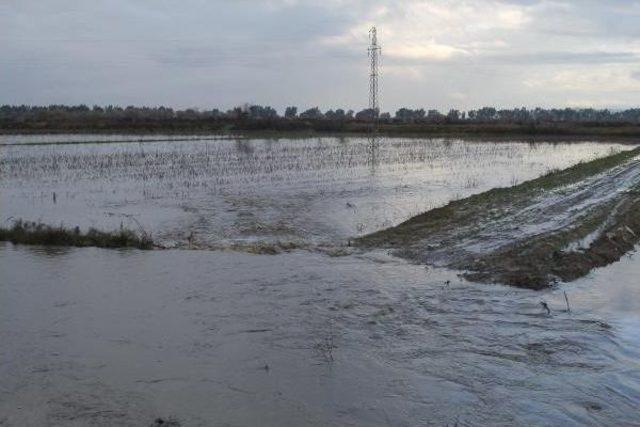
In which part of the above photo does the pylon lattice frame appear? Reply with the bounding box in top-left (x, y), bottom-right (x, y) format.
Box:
top-left (368, 27), bottom-right (381, 114)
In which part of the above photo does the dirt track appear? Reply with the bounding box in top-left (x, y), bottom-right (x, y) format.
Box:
top-left (357, 148), bottom-right (640, 289)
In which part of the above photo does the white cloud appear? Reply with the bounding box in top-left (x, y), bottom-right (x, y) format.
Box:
top-left (386, 42), bottom-right (468, 61)
top-left (3, 0), bottom-right (640, 110)
top-left (524, 66), bottom-right (640, 92)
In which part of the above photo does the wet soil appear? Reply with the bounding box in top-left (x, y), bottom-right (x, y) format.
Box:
top-left (357, 148), bottom-right (640, 289)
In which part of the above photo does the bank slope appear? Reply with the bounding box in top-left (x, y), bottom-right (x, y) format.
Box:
top-left (357, 147), bottom-right (640, 289)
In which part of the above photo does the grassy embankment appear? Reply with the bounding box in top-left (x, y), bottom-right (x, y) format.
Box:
top-left (357, 147), bottom-right (640, 289)
top-left (0, 220), bottom-right (154, 250)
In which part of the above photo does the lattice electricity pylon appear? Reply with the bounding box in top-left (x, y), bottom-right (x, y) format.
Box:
top-left (368, 26), bottom-right (381, 115)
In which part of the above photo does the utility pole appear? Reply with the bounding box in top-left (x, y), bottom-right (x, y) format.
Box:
top-left (368, 26), bottom-right (381, 116)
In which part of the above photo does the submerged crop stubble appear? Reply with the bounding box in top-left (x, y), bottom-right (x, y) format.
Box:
top-left (1, 135), bottom-right (640, 426)
top-left (0, 136), bottom-right (630, 251)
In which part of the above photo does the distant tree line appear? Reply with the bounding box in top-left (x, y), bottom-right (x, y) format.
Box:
top-left (3, 104), bottom-right (640, 133)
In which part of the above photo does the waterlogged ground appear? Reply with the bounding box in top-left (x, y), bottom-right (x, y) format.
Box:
top-left (358, 148), bottom-right (640, 288)
top-left (0, 135), bottom-right (630, 249)
top-left (1, 135), bottom-right (639, 425)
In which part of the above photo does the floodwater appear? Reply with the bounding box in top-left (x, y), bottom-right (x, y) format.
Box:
top-left (1, 136), bottom-right (639, 426)
top-left (0, 135), bottom-right (631, 247)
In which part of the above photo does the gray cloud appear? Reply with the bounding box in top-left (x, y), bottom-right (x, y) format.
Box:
top-left (2, 0), bottom-right (640, 111)
top-left (484, 51), bottom-right (640, 65)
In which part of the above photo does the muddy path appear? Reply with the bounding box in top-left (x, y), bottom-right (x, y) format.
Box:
top-left (357, 148), bottom-right (640, 289)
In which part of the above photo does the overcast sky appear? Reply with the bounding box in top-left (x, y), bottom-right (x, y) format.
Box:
top-left (3, 0), bottom-right (640, 112)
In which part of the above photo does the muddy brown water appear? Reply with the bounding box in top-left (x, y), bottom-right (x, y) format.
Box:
top-left (1, 136), bottom-right (639, 425)
top-left (1, 244), bottom-right (639, 426)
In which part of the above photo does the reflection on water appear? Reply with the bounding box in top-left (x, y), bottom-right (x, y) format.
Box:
top-left (0, 244), bottom-right (638, 425)
top-left (23, 244), bottom-right (73, 258)
top-left (367, 135), bottom-right (379, 175)
top-left (1, 135), bottom-right (639, 425)
top-left (235, 139), bottom-right (255, 156)
top-left (0, 136), bottom-right (630, 249)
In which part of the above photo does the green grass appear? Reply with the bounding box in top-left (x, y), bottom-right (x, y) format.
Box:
top-left (357, 147), bottom-right (640, 247)
top-left (355, 146), bottom-right (640, 288)
top-left (0, 220), bottom-right (154, 250)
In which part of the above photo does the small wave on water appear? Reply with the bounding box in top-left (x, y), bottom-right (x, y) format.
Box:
top-left (1, 243), bottom-right (638, 425)
top-left (1, 137), bottom-right (638, 425)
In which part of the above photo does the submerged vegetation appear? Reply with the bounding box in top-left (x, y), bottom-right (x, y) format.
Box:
top-left (358, 148), bottom-right (640, 247)
top-left (2, 134), bottom-right (636, 269)
top-left (0, 220), bottom-right (154, 249)
top-left (357, 147), bottom-right (640, 289)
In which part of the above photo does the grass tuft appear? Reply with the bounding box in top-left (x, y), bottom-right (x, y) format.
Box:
top-left (0, 220), bottom-right (154, 250)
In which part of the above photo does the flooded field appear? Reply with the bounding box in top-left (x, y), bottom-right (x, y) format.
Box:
top-left (1, 135), bottom-right (639, 425)
top-left (0, 135), bottom-right (631, 248)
